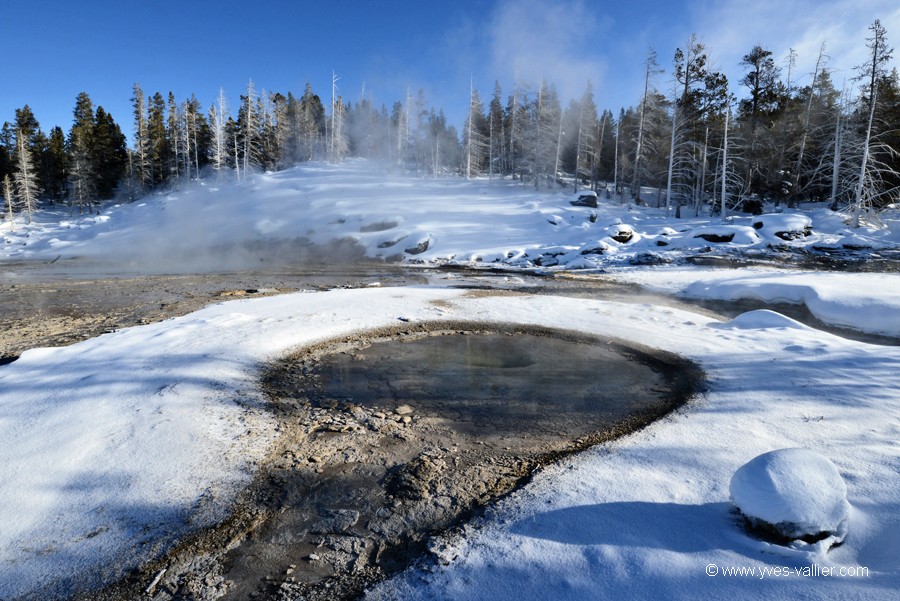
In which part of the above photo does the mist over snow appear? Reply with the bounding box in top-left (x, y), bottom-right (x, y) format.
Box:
top-left (3, 160), bottom-right (900, 277)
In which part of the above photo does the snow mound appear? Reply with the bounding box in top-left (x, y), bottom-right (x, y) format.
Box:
top-left (716, 309), bottom-right (808, 330)
top-left (730, 448), bottom-right (850, 547)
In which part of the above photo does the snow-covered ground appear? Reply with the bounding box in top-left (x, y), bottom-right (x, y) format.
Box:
top-left (3, 160), bottom-right (900, 271)
top-left (615, 268), bottom-right (900, 338)
top-left (1, 162), bottom-right (898, 599)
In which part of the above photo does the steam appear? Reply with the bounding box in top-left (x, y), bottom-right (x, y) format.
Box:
top-left (63, 170), bottom-right (371, 276)
top-left (488, 0), bottom-right (612, 102)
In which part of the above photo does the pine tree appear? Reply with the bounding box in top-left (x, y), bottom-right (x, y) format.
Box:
top-left (668, 35), bottom-right (726, 216)
top-left (92, 107), bottom-right (127, 199)
top-left (391, 100), bottom-right (407, 167)
top-left (785, 43), bottom-right (830, 205)
top-left (299, 83), bottom-right (325, 162)
top-left (258, 90), bottom-right (279, 170)
top-left (533, 81), bottom-right (562, 189)
top-left (739, 45), bottom-right (785, 195)
top-left (0, 124), bottom-right (13, 185)
top-left (43, 127), bottom-right (68, 202)
top-left (147, 92), bottom-right (169, 185)
top-left (68, 92), bottom-right (96, 212)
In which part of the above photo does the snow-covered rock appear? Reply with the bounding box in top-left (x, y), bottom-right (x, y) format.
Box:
top-left (751, 213), bottom-right (813, 240)
top-left (690, 225), bottom-right (761, 244)
top-left (730, 448), bottom-right (850, 546)
top-left (570, 190), bottom-right (598, 208)
top-left (607, 223), bottom-right (635, 243)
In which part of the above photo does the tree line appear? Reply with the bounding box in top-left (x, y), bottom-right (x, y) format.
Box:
top-left (2, 20), bottom-right (898, 227)
top-left (460, 21), bottom-right (899, 222)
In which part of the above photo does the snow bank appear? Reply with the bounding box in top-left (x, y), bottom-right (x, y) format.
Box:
top-left (616, 268), bottom-right (900, 337)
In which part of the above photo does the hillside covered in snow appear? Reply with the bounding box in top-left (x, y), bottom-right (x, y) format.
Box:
top-left (4, 161), bottom-right (900, 273)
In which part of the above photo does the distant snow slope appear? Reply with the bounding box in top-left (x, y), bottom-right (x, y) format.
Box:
top-left (3, 161), bottom-right (899, 272)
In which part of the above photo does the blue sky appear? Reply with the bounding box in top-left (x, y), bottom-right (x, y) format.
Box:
top-left (2, 0), bottom-right (897, 141)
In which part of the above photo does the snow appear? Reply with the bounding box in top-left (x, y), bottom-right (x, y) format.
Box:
top-left (1, 162), bottom-right (899, 599)
top-left (3, 160), bottom-right (899, 272)
top-left (362, 293), bottom-right (899, 601)
top-left (617, 268), bottom-right (900, 337)
top-left (730, 448), bottom-right (851, 547)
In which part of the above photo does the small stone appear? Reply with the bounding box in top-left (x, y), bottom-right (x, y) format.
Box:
top-left (308, 553), bottom-right (320, 561)
top-left (395, 404), bottom-right (414, 416)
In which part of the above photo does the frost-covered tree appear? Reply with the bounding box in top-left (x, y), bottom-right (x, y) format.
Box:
top-left (327, 74), bottom-right (351, 164)
top-left (574, 83), bottom-right (598, 192)
top-left (208, 88), bottom-right (228, 176)
top-left (3, 174), bottom-right (15, 230)
top-left (782, 44), bottom-right (831, 204)
top-left (131, 83), bottom-right (151, 190)
top-left (667, 35), bottom-right (712, 215)
top-left (390, 100), bottom-right (408, 167)
top-left (632, 48), bottom-right (664, 202)
top-left (179, 95), bottom-right (205, 179)
top-left (239, 79), bottom-right (262, 175)
top-left (533, 81), bottom-right (562, 189)
top-left (850, 19), bottom-right (897, 227)
top-left (14, 130), bottom-right (39, 223)
top-left (463, 81), bottom-right (487, 179)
